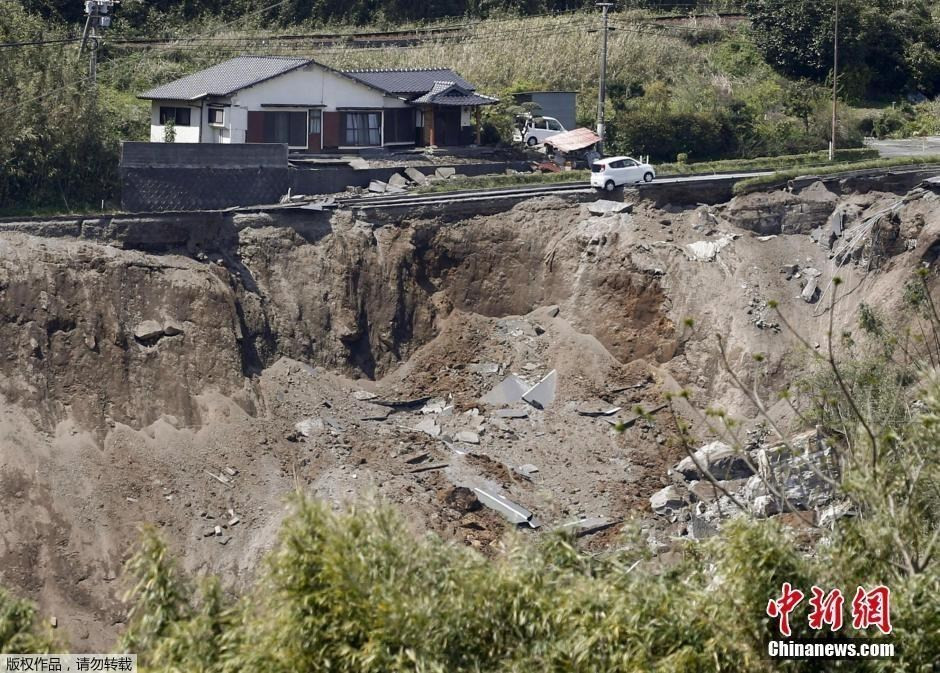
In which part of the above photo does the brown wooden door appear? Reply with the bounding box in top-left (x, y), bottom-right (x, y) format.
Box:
top-left (247, 111), bottom-right (263, 143)
top-left (433, 108), bottom-right (461, 146)
top-left (322, 112), bottom-right (340, 149)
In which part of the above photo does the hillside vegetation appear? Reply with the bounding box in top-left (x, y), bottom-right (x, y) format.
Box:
top-left (1, 0), bottom-right (938, 211)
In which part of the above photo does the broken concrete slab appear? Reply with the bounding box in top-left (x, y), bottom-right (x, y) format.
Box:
top-left (481, 374), bottom-right (530, 406)
top-left (588, 200), bottom-right (632, 216)
top-left (495, 408), bottom-right (529, 419)
top-left (473, 487), bottom-right (539, 528)
top-left (352, 390), bottom-right (378, 401)
top-left (368, 180), bottom-right (387, 193)
top-left (348, 158), bottom-right (370, 170)
top-left (413, 416), bottom-right (441, 438)
top-left (469, 362), bottom-right (501, 375)
top-left (674, 441), bottom-right (754, 481)
top-left (404, 167), bottom-right (428, 185)
top-left (522, 370), bottom-right (557, 410)
top-left (371, 396), bottom-right (432, 410)
top-left (410, 463), bottom-right (448, 473)
top-left (420, 398), bottom-right (447, 414)
top-left (801, 277), bottom-right (819, 303)
top-left (575, 404), bottom-right (622, 417)
top-left (388, 173), bottom-right (409, 188)
top-left (555, 516), bottom-right (620, 537)
top-left (685, 235), bottom-right (733, 262)
top-left (163, 320), bottom-right (184, 336)
top-left (134, 320), bottom-right (164, 341)
top-left (650, 485), bottom-right (687, 515)
top-left (516, 463), bottom-right (539, 478)
top-left (455, 430), bottom-right (480, 444)
top-left (435, 166), bottom-right (456, 179)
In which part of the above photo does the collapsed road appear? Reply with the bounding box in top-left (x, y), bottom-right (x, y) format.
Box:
top-left (0, 165), bottom-right (938, 649)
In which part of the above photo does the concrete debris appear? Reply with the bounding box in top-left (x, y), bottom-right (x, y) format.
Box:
top-left (576, 404), bottom-right (622, 417)
top-left (803, 267), bottom-right (822, 278)
top-left (294, 417), bottom-right (325, 437)
top-left (469, 362), bottom-right (501, 375)
top-left (522, 370), bottom-right (557, 410)
top-left (685, 235), bottom-right (733, 262)
top-left (435, 167), bottom-right (457, 179)
top-left (371, 396), bottom-right (432, 410)
top-left (360, 408), bottom-right (392, 421)
top-left (420, 398), bottom-right (447, 414)
top-left (555, 516), bottom-right (620, 537)
top-left (473, 487), bottom-right (539, 528)
top-left (388, 173), bottom-right (409, 188)
top-left (757, 235), bottom-right (777, 241)
top-left (214, 525), bottom-right (222, 536)
top-left (404, 167), bottom-right (428, 185)
top-left (455, 430), bottom-right (480, 444)
top-left (368, 180), bottom-right (387, 193)
top-left (205, 470), bottom-right (232, 486)
top-left (482, 374), bottom-right (531, 406)
top-left (413, 416), bottom-right (441, 437)
top-left (818, 500), bottom-right (855, 528)
top-left (674, 441), bottom-right (754, 481)
top-left (163, 320), bottom-right (184, 336)
top-left (223, 467), bottom-right (237, 476)
top-left (352, 390), bottom-right (378, 401)
top-left (410, 463), bottom-right (448, 473)
top-left (801, 277), bottom-right (819, 303)
top-left (515, 463), bottom-right (539, 478)
top-left (545, 305), bottom-right (560, 318)
top-left (688, 514), bottom-right (718, 540)
top-left (227, 516), bottom-right (240, 527)
top-left (495, 408), bottom-right (529, 419)
top-left (588, 200), bottom-right (632, 216)
top-left (134, 320), bottom-right (164, 341)
top-left (650, 485), bottom-right (687, 515)
top-left (348, 158), bottom-right (370, 170)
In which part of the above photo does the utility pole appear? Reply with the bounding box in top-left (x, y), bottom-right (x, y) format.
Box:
top-left (829, 0), bottom-right (839, 160)
top-left (80, 0), bottom-right (117, 85)
top-left (596, 2), bottom-right (614, 153)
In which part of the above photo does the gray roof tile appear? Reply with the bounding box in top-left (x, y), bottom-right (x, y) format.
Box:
top-left (412, 81), bottom-right (498, 106)
top-left (342, 68), bottom-right (475, 95)
top-left (139, 56), bottom-right (312, 101)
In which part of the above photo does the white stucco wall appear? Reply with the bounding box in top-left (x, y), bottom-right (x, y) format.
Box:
top-left (149, 101), bottom-right (201, 143)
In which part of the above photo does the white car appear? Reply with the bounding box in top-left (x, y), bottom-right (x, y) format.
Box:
top-left (522, 116), bottom-right (567, 146)
top-left (590, 156), bottom-right (656, 191)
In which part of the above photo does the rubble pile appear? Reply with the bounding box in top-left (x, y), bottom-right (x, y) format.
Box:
top-left (647, 430), bottom-right (849, 549)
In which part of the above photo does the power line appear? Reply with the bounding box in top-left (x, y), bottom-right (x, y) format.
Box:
top-left (0, 36), bottom-right (81, 49)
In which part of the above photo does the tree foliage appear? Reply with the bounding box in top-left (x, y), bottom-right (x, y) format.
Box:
top-left (745, 0), bottom-right (940, 97)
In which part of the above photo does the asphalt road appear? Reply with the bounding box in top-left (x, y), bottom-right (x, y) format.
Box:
top-left (866, 136), bottom-right (940, 158)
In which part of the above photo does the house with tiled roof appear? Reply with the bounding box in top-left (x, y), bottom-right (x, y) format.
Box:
top-left (139, 56), bottom-right (498, 151)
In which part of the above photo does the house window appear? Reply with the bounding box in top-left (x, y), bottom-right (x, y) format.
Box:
top-left (262, 111), bottom-right (308, 147)
top-left (208, 107), bottom-right (224, 126)
top-left (309, 109), bottom-right (321, 134)
top-left (343, 111), bottom-right (381, 146)
top-left (159, 107), bottom-right (191, 126)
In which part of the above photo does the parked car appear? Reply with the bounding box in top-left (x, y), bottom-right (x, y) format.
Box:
top-left (590, 156), bottom-right (656, 191)
top-left (522, 116), bottom-right (567, 146)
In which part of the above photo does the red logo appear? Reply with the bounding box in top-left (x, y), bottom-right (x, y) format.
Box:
top-left (767, 582), bottom-right (805, 637)
top-left (808, 586), bottom-right (844, 631)
top-left (851, 586), bottom-right (893, 635)
top-left (767, 584), bottom-right (892, 635)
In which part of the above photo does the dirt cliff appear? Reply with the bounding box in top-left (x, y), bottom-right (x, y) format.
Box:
top-left (0, 175), bottom-right (938, 648)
